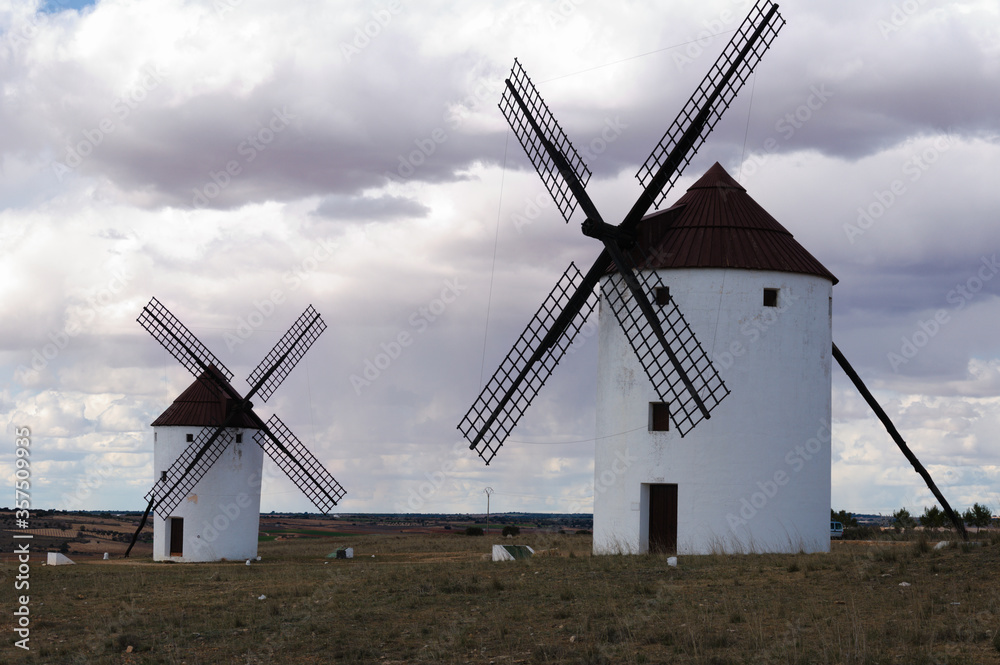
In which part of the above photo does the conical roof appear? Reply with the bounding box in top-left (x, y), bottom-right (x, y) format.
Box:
top-left (626, 162), bottom-right (837, 283)
top-left (151, 366), bottom-right (258, 428)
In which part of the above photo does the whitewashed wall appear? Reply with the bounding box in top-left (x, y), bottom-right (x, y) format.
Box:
top-left (152, 426), bottom-right (263, 562)
top-left (593, 268), bottom-right (833, 555)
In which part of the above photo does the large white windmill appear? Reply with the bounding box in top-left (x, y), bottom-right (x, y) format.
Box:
top-left (459, 0), bottom-right (967, 555)
top-left (593, 161), bottom-right (837, 554)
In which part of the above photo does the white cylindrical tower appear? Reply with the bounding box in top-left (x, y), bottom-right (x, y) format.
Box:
top-left (151, 369), bottom-right (263, 562)
top-left (593, 163), bottom-right (836, 555)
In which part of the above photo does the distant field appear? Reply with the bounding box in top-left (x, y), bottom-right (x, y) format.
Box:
top-left (0, 512), bottom-right (154, 559)
top-left (1, 512), bottom-right (580, 561)
top-left (263, 529), bottom-right (359, 538)
top-left (3, 529), bottom-right (999, 664)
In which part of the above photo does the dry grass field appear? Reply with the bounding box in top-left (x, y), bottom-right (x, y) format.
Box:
top-left (3, 531), bottom-right (999, 665)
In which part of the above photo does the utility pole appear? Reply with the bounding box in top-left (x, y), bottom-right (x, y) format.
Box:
top-left (484, 487), bottom-right (494, 535)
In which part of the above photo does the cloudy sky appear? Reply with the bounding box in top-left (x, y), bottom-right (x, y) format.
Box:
top-left (3, 0), bottom-right (999, 519)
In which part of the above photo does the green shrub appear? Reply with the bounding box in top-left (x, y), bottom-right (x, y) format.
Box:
top-left (464, 526), bottom-right (484, 536)
top-left (893, 507), bottom-right (916, 528)
top-left (831, 509), bottom-right (858, 527)
top-left (919, 505), bottom-right (946, 528)
top-left (842, 525), bottom-right (878, 540)
top-left (501, 525), bottom-right (520, 537)
top-left (963, 503), bottom-right (993, 528)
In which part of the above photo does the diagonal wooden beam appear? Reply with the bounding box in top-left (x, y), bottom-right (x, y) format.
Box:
top-left (832, 343), bottom-right (968, 540)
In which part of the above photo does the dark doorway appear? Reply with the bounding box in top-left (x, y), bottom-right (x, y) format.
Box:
top-left (169, 518), bottom-right (184, 557)
top-left (648, 484), bottom-right (677, 553)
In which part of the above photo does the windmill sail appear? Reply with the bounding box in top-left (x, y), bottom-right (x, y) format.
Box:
top-left (601, 268), bottom-right (728, 435)
top-left (148, 427), bottom-right (234, 517)
top-left (634, 0), bottom-right (784, 213)
top-left (247, 305), bottom-right (327, 403)
top-left (500, 58), bottom-right (592, 223)
top-left (258, 415), bottom-right (346, 512)
top-left (459, 2), bottom-right (785, 463)
top-left (459, 262), bottom-right (596, 464)
top-left (138, 297), bottom-right (234, 381)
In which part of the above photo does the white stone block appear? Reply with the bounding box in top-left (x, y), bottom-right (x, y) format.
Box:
top-left (47, 552), bottom-right (75, 565)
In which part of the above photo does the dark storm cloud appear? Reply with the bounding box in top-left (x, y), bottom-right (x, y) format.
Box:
top-left (66, 70), bottom-right (498, 209)
top-left (833, 257), bottom-right (1000, 318)
top-left (312, 194), bottom-right (430, 221)
top-left (3, 11), bottom-right (509, 211)
top-left (547, 0), bottom-right (1000, 181)
top-left (12, 1), bottom-right (994, 215)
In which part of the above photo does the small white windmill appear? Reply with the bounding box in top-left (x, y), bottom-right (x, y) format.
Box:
top-left (125, 298), bottom-right (345, 562)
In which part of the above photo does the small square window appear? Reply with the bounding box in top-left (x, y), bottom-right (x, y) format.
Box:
top-left (763, 288), bottom-right (779, 307)
top-left (235, 433), bottom-right (243, 443)
top-left (649, 402), bottom-right (670, 432)
top-left (655, 286), bottom-right (670, 306)
top-left (185, 433), bottom-right (194, 443)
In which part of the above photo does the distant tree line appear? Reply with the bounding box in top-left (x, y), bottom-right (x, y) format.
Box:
top-left (833, 503), bottom-right (995, 532)
top-left (892, 503), bottom-right (993, 529)
top-left (830, 509), bottom-right (857, 527)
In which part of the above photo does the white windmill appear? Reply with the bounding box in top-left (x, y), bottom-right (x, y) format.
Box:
top-left (125, 298), bottom-right (345, 562)
top-left (459, 0), bottom-right (967, 555)
top-left (592, 162), bottom-right (836, 554)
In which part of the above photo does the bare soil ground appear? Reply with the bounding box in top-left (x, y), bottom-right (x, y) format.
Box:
top-left (3, 527), bottom-right (999, 664)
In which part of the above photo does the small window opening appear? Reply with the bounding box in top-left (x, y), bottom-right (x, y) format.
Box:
top-left (160, 470), bottom-right (167, 481)
top-left (655, 286), bottom-right (671, 306)
top-left (185, 433), bottom-right (194, 443)
top-left (763, 288), bottom-right (779, 307)
top-left (649, 402), bottom-right (670, 432)
top-left (235, 433), bottom-right (243, 443)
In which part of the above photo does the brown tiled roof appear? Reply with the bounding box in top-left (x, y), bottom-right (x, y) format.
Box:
top-left (621, 162), bottom-right (837, 284)
top-left (151, 366), bottom-right (258, 428)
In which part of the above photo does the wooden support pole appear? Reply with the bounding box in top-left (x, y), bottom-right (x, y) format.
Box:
top-left (832, 343), bottom-right (968, 540)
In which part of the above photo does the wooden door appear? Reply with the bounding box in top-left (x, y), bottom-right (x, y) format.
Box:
top-left (648, 484), bottom-right (677, 553)
top-left (169, 518), bottom-right (184, 556)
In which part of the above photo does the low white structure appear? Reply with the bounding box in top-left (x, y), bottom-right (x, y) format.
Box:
top-left (593, 163), bottom-right (836, 555)
top-left (47, 552), bottom-right (75, 565)
top-left (492, 544), bottom-right (534, 561)
top-left (151, 369), bottom-right (263, 562)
